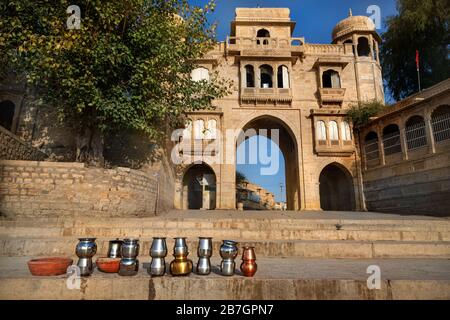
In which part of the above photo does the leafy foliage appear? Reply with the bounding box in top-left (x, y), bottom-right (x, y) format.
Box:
top-left (0, 0), bottom-right (231, 162)
top-left (346, 100), bottom-right (386, 127)
top-left (381, 0), bottom-right (450, 100)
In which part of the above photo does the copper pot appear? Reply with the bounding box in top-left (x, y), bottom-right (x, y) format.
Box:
top-left (240, 246), bottom-right (257, 277)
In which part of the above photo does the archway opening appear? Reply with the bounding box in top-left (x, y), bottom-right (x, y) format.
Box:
top-left (319, 163), bottom-right (355, 211)
top-left (357, 37), bottom-right (370, 57)
top-left (256, 29), bottom-right (270, 45)
top-left (0, 100), bottom-right (15, 131)
top-left (260, 65), bottom-right (273, 88)
top-left (182, 163), bottom-right (216, 210)
top-left (236, 116), bottom-right (300, 211)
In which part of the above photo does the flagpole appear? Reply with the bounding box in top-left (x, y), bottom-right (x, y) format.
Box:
top-left (417, 67), bottom-right (421, 92)
top-left (416, 50), bottom-right (421, 92)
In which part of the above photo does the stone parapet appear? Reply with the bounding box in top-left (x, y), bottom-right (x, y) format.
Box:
top-left (0, 160), bottom-right (159, 218)
top-left (0, 126), bottom-right (47, 161)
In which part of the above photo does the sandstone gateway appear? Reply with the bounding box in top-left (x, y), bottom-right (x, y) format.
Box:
top-left (1, 8), bottom-right (448, 217)
top-left (0, 7), bottom-right (449, 300)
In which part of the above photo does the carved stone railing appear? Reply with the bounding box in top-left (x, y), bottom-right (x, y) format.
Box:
top-left (305, 44), bottom-right (354, 56)
top-left (226, 36), bottom-right (305, 56)
top-left (241, 88), bottom-right (293, 104)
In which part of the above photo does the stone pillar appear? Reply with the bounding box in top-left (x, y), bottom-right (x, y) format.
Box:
top-left (424, 112), bottom-right (436, 154)
top-left (377, 125), bottom-right (386, 166)
top-left (399, 121), bottom-right (409, 160)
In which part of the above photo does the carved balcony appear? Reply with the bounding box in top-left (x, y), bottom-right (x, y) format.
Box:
top-left (319, 87), bottom-right (346, 104)
top-left (240, 88), bottom-right (293, 105)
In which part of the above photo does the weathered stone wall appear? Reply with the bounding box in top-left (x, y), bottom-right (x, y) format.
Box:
top-left (0, 160), bottom-right (163, 218)
top-left (0, 126), bottom-right (47, 161)
top-left (363, 151), bottom-right (450, 217)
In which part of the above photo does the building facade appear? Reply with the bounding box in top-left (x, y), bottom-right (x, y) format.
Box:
top-left (175, 8), bottom-right (384, 211)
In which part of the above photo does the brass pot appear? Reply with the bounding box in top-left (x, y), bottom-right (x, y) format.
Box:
top-left (170, 254), bottom-right (193, 276)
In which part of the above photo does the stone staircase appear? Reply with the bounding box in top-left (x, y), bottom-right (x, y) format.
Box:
top-left (1, 210), bottom-right (449, 259)
top-left (1, 210), bottom-right (449, 299)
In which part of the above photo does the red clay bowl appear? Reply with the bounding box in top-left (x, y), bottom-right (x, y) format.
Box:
top-left (28, 257), bottom-right (73, 276)
top-left (96, 257), bottom-right (121, 273)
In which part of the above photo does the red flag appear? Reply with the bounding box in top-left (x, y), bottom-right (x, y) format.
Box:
top-left (415, 50), bottom-right (420, 71)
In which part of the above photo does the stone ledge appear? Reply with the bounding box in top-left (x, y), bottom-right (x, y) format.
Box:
top-left (0, 257), bottom-right (449, 300)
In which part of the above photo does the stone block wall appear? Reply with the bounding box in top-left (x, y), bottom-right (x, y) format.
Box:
top-left (363, 150), bottom-right (450, 217)
top-left (0, 126), bottom-right (47, 161)
top-left (0, 160), bottom-right (164, 218)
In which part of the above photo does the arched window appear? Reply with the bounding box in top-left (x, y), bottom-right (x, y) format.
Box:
top-left (182, 119), bottom-right (192, 140)
top-left (431, 105), bottom-right (450, 143)
top-left (316, 121), bottom-right (326, 141)
top-left (245, 65), bottom-right (255, 88)
top-left (405, 115), bottom-right (427, 150)
top-left (382, 124), bottom-right (401, 155)
top-left (329, 121), bottom-right (339, 142)
top-left (357, 37), bottom-right (370, 57)
top-left (364, 131), bottom-right (379, 165)
top-left (205, 119), bottom-right (217, 140)
top-left (260, 65), bottom-right (273, 88)
top-left (341, 121), bottom-right (352, 141)
top-left (322, 70), bottom-right (341, 88)
top-left (0, 100), bottom-right (15, 131)
top-left (256, 29), bottom-right (270, 45)
top-left (194, 119), bottom-right (205, 139)
top-left (277, 65), bottom-right (290, 89)
top-left (191, 67), bottom-right (209, 82)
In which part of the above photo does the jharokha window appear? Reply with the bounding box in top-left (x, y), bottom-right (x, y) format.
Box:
top-left (322, 70), bottom-right (341, 89)
top-left (277, 65), bottom-right (290, 89)
top-left (260, 65), bottom-right (273, 88)
top-left (245, 65), bottom-right (255, 88)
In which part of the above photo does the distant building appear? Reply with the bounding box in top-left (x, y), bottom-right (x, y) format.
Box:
top-left (236, 181), bottom-right (276, 210)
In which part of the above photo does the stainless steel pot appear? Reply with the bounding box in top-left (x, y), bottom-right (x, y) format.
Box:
top-left (219, 240), bottom-right (238, 276)
top-left (107, 239), bottom-right (123, 258)
top-left (148, 237), bottom-right (167, 276)
top-left (118, 258), bottom-right (139, 276)
top-left (196, 237), bottom-right (213, 275)
top-left (173, 237), bottom-right (188, 256)
top-left (75, 238), bottom-right (97, 276)
top-left (121, 238), bottom-right (140, 259)
top-left (150, 237), bottom-right (167, 258)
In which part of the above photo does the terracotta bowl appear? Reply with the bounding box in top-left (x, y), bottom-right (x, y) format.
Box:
top-left (96, 257), bottom-right (121, 273)
top-left (28, 257), bottom-right (73, 276)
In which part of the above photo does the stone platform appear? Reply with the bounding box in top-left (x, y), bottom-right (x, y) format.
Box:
top-left (0, 210), bottom-right (449, 299)
top-left (0, 256), bottom-right (449, 300)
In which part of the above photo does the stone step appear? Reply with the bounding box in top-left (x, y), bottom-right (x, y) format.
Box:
top-left (2, 217), bottom-right (450, 231)
top-left (1, 257), bottom-right (449, 300)
top-left (1, 225), bottom-right (448, 241)
top-left (2, 237), bottom-right (450, 259)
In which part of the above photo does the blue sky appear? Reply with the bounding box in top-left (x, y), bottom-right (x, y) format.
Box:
top-left (188, 0), bottom-right (399, 202)
top-left (189, 0), bottom-right (398, 43)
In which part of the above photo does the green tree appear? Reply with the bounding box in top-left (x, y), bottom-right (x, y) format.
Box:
top-left (381, 0), bottom-right (450, 101)
top-left (346, 100), bottom-right (386, 127)
top-left (236, 171), bottom-right (247, 186)
top-left (0, 0), bottom-right (231, 164)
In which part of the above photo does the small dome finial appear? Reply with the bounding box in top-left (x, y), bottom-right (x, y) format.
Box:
top-left (349, 8), bottom-right (353, 16)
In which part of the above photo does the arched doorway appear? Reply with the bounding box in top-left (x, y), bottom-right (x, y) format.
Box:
top-left (182, 163), bottom-right (216, 210)
top-left (237, 115), bottom-right (300, 210)
top-left (319, 163), bottom-right (355, 211)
